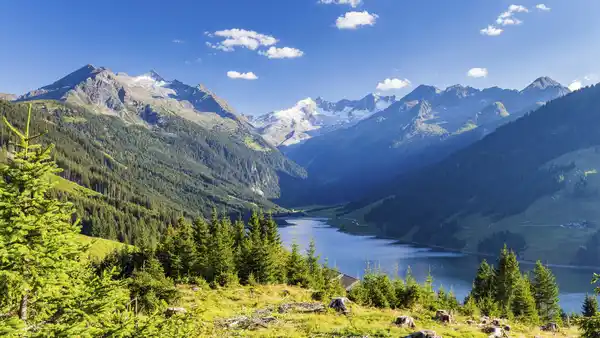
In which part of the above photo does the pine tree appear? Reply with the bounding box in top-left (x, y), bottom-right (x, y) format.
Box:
top-left (495, 245), bottom-right (521, 317)
top-left (210, 216), bottom-right (237, 286)
top-left (0, 105), bottom-right (129, 335)
top-left (582, 294), bottom-right (598, 317)
top-left (286, 242), bottom-right (309, 286)
top-left (511, 273), bottom-right (539, 324)
top-left (471, 259), bottom-right (496, 302)
top-left (306, 239), bottom-right (322, 286)
top-left (192, 217), bottom-right (210, 278)
top-left (531, 260), bottom-right (561, 322)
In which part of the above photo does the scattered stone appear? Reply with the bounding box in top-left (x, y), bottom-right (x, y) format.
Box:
top-left (191, 286), bottom-right (200, 292)
top-left (466, 319), bottom-right (476, 325)
top-left (405, 330), bottom-right (441, 338)
top-left (164, 307), bottom-right (187, 317)
top-left (541, 322), bottom-right (560, 332)
top-left (220, 315), bottom-right (277, 330)
top-left (435, 310), bottom-right (452, 323)
top-left (480, 316), bottom-right (490, 324)
top-left (486, 327), bottom-right (503, 338)
top-left (329, 297), bottom-right (350, 314)
top-left (394, 315), bottom-right (416, 328)
top-left (502, 324), bottom-right (510, 332)
top-left (277, 302), bottom-right (325, 314)
top-left (253, 307), bottom-right (273, 317)
top-left (281, 289), bottom-right (291, 297)
top-left (491, 318), bottom-right (502, 326)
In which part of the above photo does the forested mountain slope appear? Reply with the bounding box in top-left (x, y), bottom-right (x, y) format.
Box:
top-left (279, 78), bottom-right (569, 206)
top-left (343, 84), bottom-right (600, 265)
top-left (0, 97), bottom-right (302, 247)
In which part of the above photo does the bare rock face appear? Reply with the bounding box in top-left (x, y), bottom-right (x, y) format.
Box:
top-left (394, 315), bottom-right (416, 328)
top-left (405, 330), bottom-right (442, 338)
top-left (329, 297), bottom-right (350, 314)
top-left (277, 302), bottom-right (325, 314)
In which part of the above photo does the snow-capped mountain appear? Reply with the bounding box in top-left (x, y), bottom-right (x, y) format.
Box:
top-left (279, 77), bottom-right (572, 206)
top-left (18, 64), bottom-right (248, 130)
top-left (252, 93), bottom-right (396, 146)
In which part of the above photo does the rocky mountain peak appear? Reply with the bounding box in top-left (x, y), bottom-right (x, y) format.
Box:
top-left (524, 76), bottom-right (563, 91)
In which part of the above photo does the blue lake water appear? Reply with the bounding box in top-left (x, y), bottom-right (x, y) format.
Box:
top-left (279, 218), bottom-right (598, 313)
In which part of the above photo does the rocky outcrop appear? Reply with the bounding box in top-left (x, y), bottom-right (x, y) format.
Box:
top-left (329, 297), bottom-right (350, 314)
top-left (405, 330), bottom-right (441, 338)
top-left (394, 315), bottom-right (416, 328)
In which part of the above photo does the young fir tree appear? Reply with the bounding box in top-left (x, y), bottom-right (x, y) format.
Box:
top-left (305, 239), bottom-right (323, 287)
top-left (192, 217), bottom-right (210, 278)
top-left (471, 259), bottom-right (496, 302)
top-left (531, 260), bottom-right (561, 322)
top-left (511, 273), bottom-right (539, 324)
top-left (210, 216), bottom-right (237, 286)
top-left (0, 104), bottom-right (129, 335)
top-left (286, 242), bottom-right (309, 286)
top-left (495, 245), bottom-right (521, 317)
top-left (582, 294), bottom-right (598, 317)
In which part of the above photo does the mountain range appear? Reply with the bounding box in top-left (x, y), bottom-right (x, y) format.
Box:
top-left (340, 83), bottom-right (600, 265)
top-left (275, 77), bottom-right (570, 206)
top-left (9, 64), bottom-right (305, 218)
top-left (251, 94), bottom-right (396, 146)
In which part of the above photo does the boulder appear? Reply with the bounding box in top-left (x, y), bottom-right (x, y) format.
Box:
top-left (435, 310), bottom-right (452, 323)
top-left (502, 324), bottom-right (510, 332)
top-left (329, 297), bottom-right (350, 314)
top-left (394, 315), bottom-right (416, 328)
top-left (480, 316), bottom-right (490, 324)
top-left (164, 307), bottom-right (187, 317)
top-left (405, 330), bottom-right (442, 338)
top-left (491, 318), bottom-right (502, 326)
top-left (541, 322), bottom-right (560, 332)
top-left (466, 319), bottom-right (476, 325)
top-left (220, 315), bottom-right (277, 330)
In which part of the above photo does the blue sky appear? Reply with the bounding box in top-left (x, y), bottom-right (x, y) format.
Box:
top-left (1, 0), bottom-right (599, 115)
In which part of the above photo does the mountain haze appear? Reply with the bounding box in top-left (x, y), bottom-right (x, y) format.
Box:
top-left (278, 77), bottom-right (570, 206)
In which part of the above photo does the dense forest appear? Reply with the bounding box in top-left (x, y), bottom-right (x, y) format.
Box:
top-left (344, 84), bottom-right (600, 264)
top-left (0, 100), bottom-right (304, 247)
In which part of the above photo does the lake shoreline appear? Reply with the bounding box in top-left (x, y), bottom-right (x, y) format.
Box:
top-left (283, 215), bottom-right (600, 271)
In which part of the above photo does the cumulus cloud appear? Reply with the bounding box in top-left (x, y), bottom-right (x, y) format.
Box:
top-left (536, 4), bottom-right (551, 11)
top-left (336, 11), bottom-right (378, 29)
top-left (319, 0), bottom-right (361, 7)
top-left (467, 68), bottom-right (489, 78)
top-left (207, 29), bottom-right (277, 52)
top-left (483, 4), bottom-right (531, 35)
top-left (258, 46), bottom-right (304, 59)
top-left (480, 25), bottom-right (503, 36)
top-left (172, 39), bottom-right (184, 43)
top-left (227, 71), bottom-right (258, 80)
top-left (376, 78), bottom-right (411, 91)
top-left (584, 74), bottom-right (599, 82)
top-left (568, 81), bottom-right (582, 91)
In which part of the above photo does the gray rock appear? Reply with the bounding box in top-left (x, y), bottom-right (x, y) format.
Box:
top-left (435, 309), bottom-right (452, 323)
top-left (329, 297), bottom-right (350, 314)
top-left (405, 330), bottom-right (441, 338)
top-left (541, 322), bottom-right (560, 332)
top-left (164, 307), bottom-right (187, 317)
top-left (394, 315), bottom-right (416, 328)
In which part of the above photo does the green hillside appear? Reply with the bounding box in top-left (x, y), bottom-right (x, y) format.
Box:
top-left (344, 84), bottom-right (600, 265)
top-left (0, 100), bottom-right (302, 247)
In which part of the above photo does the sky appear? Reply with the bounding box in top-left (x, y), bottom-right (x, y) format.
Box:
top-left (1, 0), bottom-right (599, 115)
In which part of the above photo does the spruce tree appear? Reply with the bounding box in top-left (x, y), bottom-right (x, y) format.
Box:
top-left (495, 245), bottom-right (520, 317)
top-left (0, 105), bottom-right (129, 335)
top-left (471, 259), bottom-right (495, 301)
top-left (210, 216), bottom-right (237, 286)
top-left (511, 273), bottom-right (539, 324)
top-left (531, 260), bottom-right (561, 322)
top-left (306, 239), bottom-right (322, 285)
top-left (192, 217), bottom-right (210, 278)
top-left (286, 242), bottom-right (309, 286)
top-left (583, 294), bottom-right (598, 317)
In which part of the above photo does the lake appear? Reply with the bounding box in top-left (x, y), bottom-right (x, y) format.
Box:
top-left (279, 217), bottom-right (598, 313)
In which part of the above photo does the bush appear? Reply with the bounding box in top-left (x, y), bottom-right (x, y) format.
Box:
top-left (128, 257), bottom-right (180, 314)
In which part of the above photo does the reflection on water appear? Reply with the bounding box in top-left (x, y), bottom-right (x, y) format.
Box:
top-left (279, 218), bottom-right (598, 313)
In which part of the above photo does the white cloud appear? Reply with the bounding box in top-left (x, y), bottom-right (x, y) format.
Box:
top-left (207, 29), bottom-right (278, 51)
top-left (480, 25), bottom-right (503, 36)
top-left (319, 0), bottom-right (361, 7)
top-left (259, 46), bottom-right (304, 59)
top-left (376, 78), bottom-right (411, 91)
top-left (536, 4), bottom-right (551, 11)
top-left (584, 74), bottom-right (599, 82)
top-left (467, 68), bottom-right (489, 78)
top-left (568, 81), bottom-right (582, 91)
top-left (508, 4), bottom-right (529, 13)
top-left (172, 39), bottom-right (184, 44)
top-left (336, 11), bottom-right (378, 29)
top-left (496, 17), bottom-right (523, 26)
top-left (227, 71), bottom-right (258, 80)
